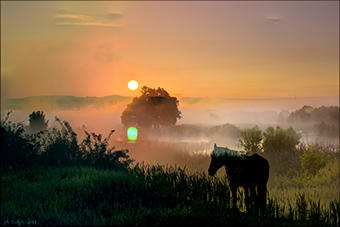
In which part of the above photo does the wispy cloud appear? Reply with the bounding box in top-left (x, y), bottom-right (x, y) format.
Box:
top-left (265, 16), bottom-right (281, 24)
top-left (55, 14), bottom-right (92, 21)
top-left (55, 10), bottom-right (122, 28)
top-left (55, 22), bottom-right (120, 28)
top-left (104, 12), bottom-right (123, 21)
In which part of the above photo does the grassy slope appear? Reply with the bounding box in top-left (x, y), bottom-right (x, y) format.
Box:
top-left (268, 159), bottom-right (339, 206)
top-left (1, 165), bottom-right (339, 227)
top-left (124, 142), bottom-right (339, 208)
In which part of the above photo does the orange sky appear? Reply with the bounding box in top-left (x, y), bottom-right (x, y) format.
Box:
top-left (1, 1), bottom-right (339, 101)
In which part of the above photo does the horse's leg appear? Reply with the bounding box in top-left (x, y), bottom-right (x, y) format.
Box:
top-left (250, 185), bottom-right (257, 215)
top-left (244, 185), bottom-right (250, 212)
top-left (258, 183), bottom-right (267, 215)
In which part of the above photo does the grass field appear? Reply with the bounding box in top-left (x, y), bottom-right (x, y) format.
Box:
top-left (1, 115), bottom-right (339, 226)
top-left (118, 140), bottom-right (339, 206)
top-left (1, 163), bottom-right (339, 226)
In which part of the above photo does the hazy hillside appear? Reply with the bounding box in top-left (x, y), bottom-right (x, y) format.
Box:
top-left (5, 95), bottom-right (132, 110)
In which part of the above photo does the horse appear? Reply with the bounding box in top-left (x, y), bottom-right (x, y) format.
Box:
top-left (208, 144), bottom-right (270, 215)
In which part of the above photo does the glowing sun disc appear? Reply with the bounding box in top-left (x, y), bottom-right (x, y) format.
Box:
top-left (128, 80), bottom-right (139, 90)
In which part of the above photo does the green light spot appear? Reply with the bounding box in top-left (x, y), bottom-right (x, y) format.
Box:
top-left (127, 127), bottom-right (138, 141)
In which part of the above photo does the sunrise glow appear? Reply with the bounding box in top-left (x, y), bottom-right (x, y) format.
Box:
top-left (1, 3), bottom-right (338, 226)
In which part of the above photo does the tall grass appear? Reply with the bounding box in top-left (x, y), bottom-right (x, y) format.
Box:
top-left (1, 166), bottom-right (339, 226)
top-left (117, 140), bottom-right (339, 207)
top-left (1, 113), bottom-right (339, 226)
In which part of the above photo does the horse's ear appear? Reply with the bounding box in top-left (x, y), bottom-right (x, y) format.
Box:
top-left (214, 143), bottom-right (216, 148)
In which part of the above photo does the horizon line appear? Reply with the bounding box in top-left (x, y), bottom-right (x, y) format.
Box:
top-left (6, 94), bottom-right (339, 102)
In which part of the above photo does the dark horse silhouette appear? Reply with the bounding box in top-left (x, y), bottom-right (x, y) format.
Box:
top-left (208, 144), bottom-right (269, 214)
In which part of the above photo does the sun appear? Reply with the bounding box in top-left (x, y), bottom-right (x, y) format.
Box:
top-left (127, 80), bottom-right (139, 90)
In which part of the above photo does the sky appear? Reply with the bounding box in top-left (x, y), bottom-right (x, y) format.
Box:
top-left (1, 1), bottom-right (339, 102)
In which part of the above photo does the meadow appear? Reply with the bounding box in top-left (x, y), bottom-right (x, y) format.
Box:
top-left (1, 113), bottom-right (339, 226)
top-left (2, 164), bottom-right (339, 226)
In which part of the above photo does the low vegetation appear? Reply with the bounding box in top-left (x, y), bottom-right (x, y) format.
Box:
top-left (2, 165), bottom-right (339, 226)
top-left (1, 111), bottom-right (339, 226)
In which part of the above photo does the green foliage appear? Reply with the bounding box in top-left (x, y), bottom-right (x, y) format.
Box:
top-left (1, 112), bottom-right (133, 171)
top-left (121, 86), bottom-right (181, 128)
top-left (41, 117), bottom-right (81, 166)
top-left (0, 112), bottom-right (39, 170)
top-left (288, 105), bottom-right (339, 125)
top-left (300, 146), bottom-right (326, 176)
top-left (314, 122), bottom-right (339, 138)
top-left (1, 166), bottom-right (339, 226)
top-left (263, 126), bottom-right (301, 153)
top-left (260, 126), bottom-right (301, 176)
top-left (80, 130), bottom-right (133, 170)
top-left (41, 117), bottom-right (133, 170)
top-left (28, 111), bottom-right (48, 134)
top-left (239, 126), bottom-right (262, 153)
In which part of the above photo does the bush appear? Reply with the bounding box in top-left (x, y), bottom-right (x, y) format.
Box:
top-left (300, 145), bottom-right (326, 176)
top-left (27, 111), bottom-right (48, 134)
top-left (0, 112), bottom-right (39, 170)
top-left (80, 129), bottom-right (133, 170)
top-left (263, 126), bottom-right (301, 153)
top-left (40, 117), bottom-right (133, 169)
top-left (239, 126), bottom-right (262, 153)
top-left (261, 126), bottom-right (301, 176)
top-left (1, 112), bottom-right (133, 171)
top-left (314, 122), bottom-right (339, 138)
top-left (41, 117), bottom-right (81, 166)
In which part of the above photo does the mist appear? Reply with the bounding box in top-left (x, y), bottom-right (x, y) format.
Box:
top-left (3, 94), bottom-right (338, 167)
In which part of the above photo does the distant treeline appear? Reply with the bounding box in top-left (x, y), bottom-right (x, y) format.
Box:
top-left (287, 105), bottom-right (339, 125)
top-left (5, 95), bottom-right (131, 110)
top-left (278, 105), bottom-right (339, 138)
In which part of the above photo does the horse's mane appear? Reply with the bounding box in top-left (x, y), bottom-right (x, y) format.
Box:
top-left (211, 144), bottom-right (246, 159)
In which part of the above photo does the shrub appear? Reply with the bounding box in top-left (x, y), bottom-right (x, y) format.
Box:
top-left (41, 117), bottom-right (81, 166)
top-left (239, 126), bottom-right (262, 153)
top-left (263, 126), bottom-right (301, 153)
top-left (261, 127), bottom-right (301, 176)
top-left (40, 117), bottom-right (133, 169)
top-left (80, 129), bottom-right (133, 170)
top-left (300, 145), bottom-right (326, 176)
top-left (0, 112), bottom-right (39, 170)
top-left (27, 111), bottom-right (48, 134)
top-left (314, 122), bottom-right (339, 138)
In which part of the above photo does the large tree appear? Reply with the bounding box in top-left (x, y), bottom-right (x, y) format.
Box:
top-left (121, 86), bottom-right (181, 128)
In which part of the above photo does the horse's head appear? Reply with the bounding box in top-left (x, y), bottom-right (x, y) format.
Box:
top-left (208, 144), bottom-right (225, 176)
top-left (208, 144), bottom-right (243, 176)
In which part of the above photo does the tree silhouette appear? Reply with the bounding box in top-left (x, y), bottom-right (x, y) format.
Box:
top-left (121, 86), bottom-right (181, 128)
top-left (262, 126), bottom-right (301, 153)
top-left (239, 126), bottom-right (263, 154)
top-left (28, 111), bottom-right (48, 134)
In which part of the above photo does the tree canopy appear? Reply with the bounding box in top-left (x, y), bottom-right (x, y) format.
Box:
top-left (262, 126), bottom-right (301, 153)
top-left (239, 126), bottom-right (262, 154)
top-left (287, 105), bottom-right (339, 125)
top-left (121, 86), bottom-right (181, 128)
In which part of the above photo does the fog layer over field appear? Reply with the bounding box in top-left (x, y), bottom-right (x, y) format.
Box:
top-left (3, 95), bottom-right (339, 155)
